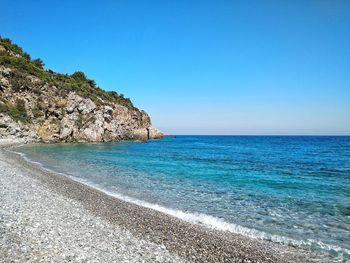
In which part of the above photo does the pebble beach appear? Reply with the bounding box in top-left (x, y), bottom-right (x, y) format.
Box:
top-left (0, 140), bottom-right (330, 262)
top-left (0, 140), bottom-right (185, 263)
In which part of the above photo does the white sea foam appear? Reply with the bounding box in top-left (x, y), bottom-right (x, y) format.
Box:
top-left (12, 149), bottom-right (350, 259)
top-left (82, 181), bottom-right (350, 257)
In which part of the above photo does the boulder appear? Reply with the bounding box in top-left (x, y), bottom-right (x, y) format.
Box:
top-left (132, 127), bottom-right (164, 141)
top-left (78, 98), bottom-right (96, 114)
top-left (149, 127), bottom-right (164, 139)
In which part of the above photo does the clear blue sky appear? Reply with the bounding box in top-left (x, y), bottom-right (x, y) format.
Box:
top-left (1, 0), bottom-right (349, 135)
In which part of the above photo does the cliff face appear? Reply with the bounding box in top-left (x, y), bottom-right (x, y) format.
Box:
top-left (0, 39), bottom-right (163, 143)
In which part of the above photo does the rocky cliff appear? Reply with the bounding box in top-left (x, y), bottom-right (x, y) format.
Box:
top-left (0, 38), bottom-right (163, 143)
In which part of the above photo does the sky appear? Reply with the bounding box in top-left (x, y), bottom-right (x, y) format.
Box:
top-left (1, 0), bottom-right (349, 135)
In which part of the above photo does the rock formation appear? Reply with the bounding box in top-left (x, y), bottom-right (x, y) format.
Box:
top-left (0, 38), bottom-right (163, 143)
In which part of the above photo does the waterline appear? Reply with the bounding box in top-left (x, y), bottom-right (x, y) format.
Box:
top-left (14, 136), bottom-right (350, 260)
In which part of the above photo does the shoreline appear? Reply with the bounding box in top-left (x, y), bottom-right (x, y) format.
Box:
top-left (0, 140), bottom-right (329, 262)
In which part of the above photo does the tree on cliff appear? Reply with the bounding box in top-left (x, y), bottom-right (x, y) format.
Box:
top-left (32, 58), bottom-right (45, 69)
top-left (71, 71), bottom-right (88, 82)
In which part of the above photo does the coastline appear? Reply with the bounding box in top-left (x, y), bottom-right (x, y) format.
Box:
top-left (0, 140), bottom-right (329, 262)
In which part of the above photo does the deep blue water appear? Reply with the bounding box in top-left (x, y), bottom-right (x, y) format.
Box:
top-left (17, 136), bottom-right (350, 260)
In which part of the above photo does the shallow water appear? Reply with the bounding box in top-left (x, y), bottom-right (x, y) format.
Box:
top-left (17, 136), bottom-right (350, 260)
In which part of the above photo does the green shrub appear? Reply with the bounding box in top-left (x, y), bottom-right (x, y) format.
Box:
top-left (12, 98), bottom-right (28, 122)
top-left (23, 52), bottom-right (31, 61)
top-left (0, 102), bottom-right (10, 113)
top-left (32, 58), bottom-right (45, 69)
top-left (71, 71), bottom-right (87, 82)
top-left (0, 37), bottom-right (24, 56)
top-left (0, 98), bottom-right (29, 122)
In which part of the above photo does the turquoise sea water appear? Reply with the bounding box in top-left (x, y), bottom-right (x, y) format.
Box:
top-left (16, 136), bottom-right (350, 260)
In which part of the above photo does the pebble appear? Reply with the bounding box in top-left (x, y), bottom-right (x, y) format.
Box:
top-left (0, 149), bottom-right (186, 262)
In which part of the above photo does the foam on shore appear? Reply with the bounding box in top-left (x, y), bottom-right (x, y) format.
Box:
top-left (0, 148), bottom-right (185, 262)
top-left (13, 149), bottom-right (348, 260)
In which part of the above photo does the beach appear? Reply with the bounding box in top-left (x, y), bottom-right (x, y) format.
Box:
top-left (0, 140), bottom-right (329, 262)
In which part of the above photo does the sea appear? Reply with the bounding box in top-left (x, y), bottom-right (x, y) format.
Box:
top-left (15, 136), bottom-right (350, 260)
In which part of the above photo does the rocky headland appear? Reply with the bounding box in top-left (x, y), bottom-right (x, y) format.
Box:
top-left (0, 37), bottom-right (163, 143)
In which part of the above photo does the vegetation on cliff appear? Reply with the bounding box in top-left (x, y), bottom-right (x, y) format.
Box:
top-left (0, 98), bottom-right (28, 123)
top-left (0, 37), bottom-right (136, 115)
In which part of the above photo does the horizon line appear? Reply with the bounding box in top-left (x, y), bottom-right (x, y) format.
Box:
top-left (164, 134), bottom-right (350, 137)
